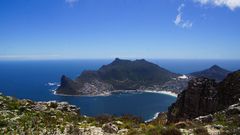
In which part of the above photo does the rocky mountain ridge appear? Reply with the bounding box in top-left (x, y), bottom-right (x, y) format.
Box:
top-left (57, 59), bottom-right (232, 96)
top-left (56, 58), bottom-right (179, 95)
top-left (168, 70), bottom-right (240, 123)
top-left (190, 65), bottom-right (231, 81)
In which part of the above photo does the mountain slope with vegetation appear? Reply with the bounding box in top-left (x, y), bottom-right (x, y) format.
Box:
top-left (1, 70), bottom-right (240, 134)
top-left (190, 65), bottom-right (231, 81)
top-left (57, 58), bottom-right (179, 95)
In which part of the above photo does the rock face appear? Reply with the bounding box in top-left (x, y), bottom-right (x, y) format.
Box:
top-left (56, 58), bottom-right (178, 95)
top-left (217, 71), bottom-right (240, 108)
top-left (190, 65), bottom-right (231, 81)
top-left (168, 70), bottom-right (240, 122)
top-left (102, 122), bottom-right (119, 133)
top-left (167, 77), bottom-right (219, 122)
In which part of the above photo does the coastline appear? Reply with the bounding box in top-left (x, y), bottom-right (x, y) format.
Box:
top-left (52, 89), bottom-right (177, 123)
top-left (145, 112), bottom-right (160, 123)
top-left (111, 90), bottom-right (178, 97)
top-left (52, 89), bottom-right (178, 97)
top-left (52, 90), bottom-right (112, 97)
top-left (144, 90), bottom-right (178, 97)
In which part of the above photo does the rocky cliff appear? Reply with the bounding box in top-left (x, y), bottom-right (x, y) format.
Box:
top-left (56, 58), bottom-right (178, 95)
top-left (168, 70), bottom-right (240, 122)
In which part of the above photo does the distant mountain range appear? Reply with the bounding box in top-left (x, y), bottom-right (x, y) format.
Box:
top-left (56, 59), bottom-right (232, 96)
top-left (190, 65), bottom-right (231, 81)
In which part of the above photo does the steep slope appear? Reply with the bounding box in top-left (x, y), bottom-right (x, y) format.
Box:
top-left (190, 65), bottom-right (231, 81)
top-left (56, 58), bottom-right (178, 95)
top-left (168, 70), bottom-right (240, 122)
top-left (96, 58), bottom-right (177, 90)
top-left (217, 70), bottom-right (240, 108)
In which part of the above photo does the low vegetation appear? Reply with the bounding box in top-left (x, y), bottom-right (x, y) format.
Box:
top-left (0, 93), bottom-right (239, 134)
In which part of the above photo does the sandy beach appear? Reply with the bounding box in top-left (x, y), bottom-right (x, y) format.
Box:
top-left (53, 89), bottom-right (178, 97)
top-left (144, 90), bottom-right (178, 97)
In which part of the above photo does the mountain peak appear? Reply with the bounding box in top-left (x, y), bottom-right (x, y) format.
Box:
top-left (136, 59), bottom-right (147, 62)
top-left (190, 65), bottom-right (230, 81)
top-left (111, 58), bottom-right (130, 64)
top-left (114, 58), bottom-right (121, 61)
top-left (61, 75), bottom-right (69, 81)
top-left (210, 65), bottom-right (222, 70)
top-left (112, 58), bottom-right (149, 65)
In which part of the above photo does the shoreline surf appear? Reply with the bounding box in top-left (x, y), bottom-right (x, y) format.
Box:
top-left (52, 89), bottom-right (178, 97)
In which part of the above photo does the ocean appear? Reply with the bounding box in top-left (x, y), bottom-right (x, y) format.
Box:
top-left (0, 59), bottom-right (240, 121)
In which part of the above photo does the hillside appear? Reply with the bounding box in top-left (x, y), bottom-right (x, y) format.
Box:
top-left (56, 58), bottom-right (178, 95)
top-left (190, 65), bottom-right (230, 81)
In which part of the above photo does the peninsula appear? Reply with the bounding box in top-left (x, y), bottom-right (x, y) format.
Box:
top-left (56, 58), bottom-right (179, 96)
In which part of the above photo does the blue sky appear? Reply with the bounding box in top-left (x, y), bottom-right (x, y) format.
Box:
top-left (0, 0), bottom-right (240, 60)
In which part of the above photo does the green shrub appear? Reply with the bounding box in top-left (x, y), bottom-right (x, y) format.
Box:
top-left (0, 120), bottom-right (8, 127)
top-left (194, 127), bottom-right (209, 135)
top-left (127, 128), bottom-right (140, 135)
top-left (95, 114), bottom-right (114, 124)
top-left (49, 102), bottom-right (58, 108)
top-left (214, 113), bottom-right (227, 125)
top-left (160, 127), bottom-right (181, 135)
top-left (121, 114), bottom-right (143, 124)
top-left (145, 125), bottom-right (162, 135)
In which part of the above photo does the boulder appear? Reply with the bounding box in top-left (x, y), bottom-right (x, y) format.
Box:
top-left (195, 114), bottom-right (213, 123)
top-left (226, 103), bottom-right (240, 115)
top-left (33, 104), bottom-right (47, 111)
top-left (102, 122), bottom-right (118, 133)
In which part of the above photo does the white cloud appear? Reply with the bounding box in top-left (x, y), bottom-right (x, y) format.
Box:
top-left (195, 0), bottom-right (240, 10)
top-left (174, 13), bottom-right (182, 25)
top-left (65, 0), bottom-right (79, 7)
top-left (174, 4), bottom-right (193, 29)
top-left (178, 3), bottom-right (185, 12)
top-left (182, 21), bottom-right (193, 28)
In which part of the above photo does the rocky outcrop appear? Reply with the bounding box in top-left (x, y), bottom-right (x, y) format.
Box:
top-left (1, 91), bottom-right (239, 135)
top-left (56, 75), bottom-right (81, 95)
top-left (102, 122), bottom-right (119, 133)
top-left (168, 70), bottom-right (240, 122)
top-left (167, 77), bottom-right (219, 122)
top-left (56, 58), bottom-right (178, 95)
top-left (217, 71), bottom-right (240, 109)
top-left (190, 65), bottom-right (231, 81)
top-left (0, 93), bottom-right (133, 135)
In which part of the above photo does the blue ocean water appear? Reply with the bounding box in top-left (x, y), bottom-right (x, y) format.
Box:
top-left (0, 59), bottom-right (240, 121)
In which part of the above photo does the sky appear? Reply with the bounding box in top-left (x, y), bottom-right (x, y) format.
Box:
top-left (0, 0), bottom-right (240, 60)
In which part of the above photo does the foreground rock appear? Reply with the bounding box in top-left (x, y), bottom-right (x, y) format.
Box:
top-left (0, 94), bottom-right (132, 134)
top-left (1, 90), bottom-right (239, 134)
top-left (168, 77), bottom-right (218, 122)
top-left (168, 70), bottom-right (240, 122)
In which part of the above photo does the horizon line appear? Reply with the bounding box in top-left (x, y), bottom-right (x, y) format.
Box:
top-left (1, 58), bottom-right (240, 61)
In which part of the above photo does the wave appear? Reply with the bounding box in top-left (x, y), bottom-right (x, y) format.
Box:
top-left (144, 90), bottom-right (178, 97)
top-left (145, 112), bottom-right (160, 123)
top-left (46, 82), bottom-right (60, 87)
